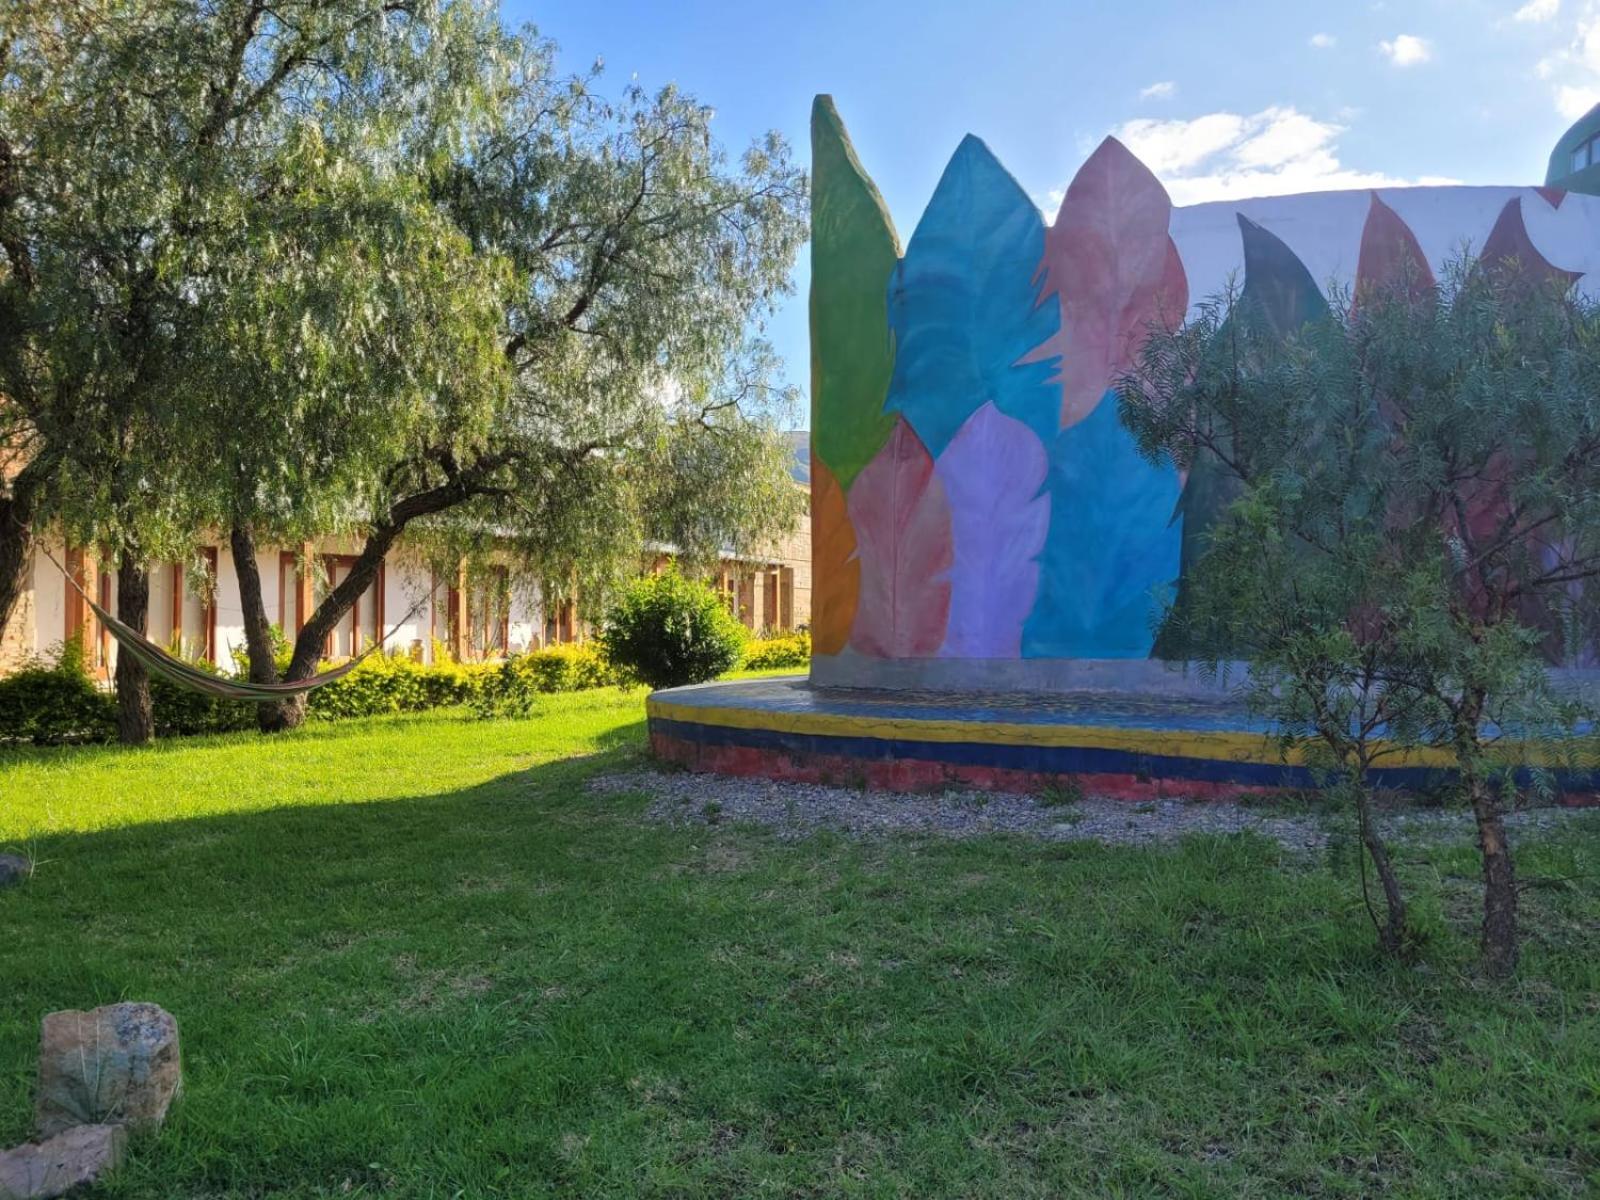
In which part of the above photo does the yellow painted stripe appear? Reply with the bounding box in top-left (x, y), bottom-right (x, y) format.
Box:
top-left (646, 698), bottom-right (1479, 768)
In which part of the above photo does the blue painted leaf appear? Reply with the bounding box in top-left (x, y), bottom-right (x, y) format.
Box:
top-left (1022, 392), bottom-right (1183, 659)
top-left (885, 135), bottom-right (1061, 458)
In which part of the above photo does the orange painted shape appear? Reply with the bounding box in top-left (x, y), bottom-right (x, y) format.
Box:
top-left (810, 458), bottom-right (859, 656)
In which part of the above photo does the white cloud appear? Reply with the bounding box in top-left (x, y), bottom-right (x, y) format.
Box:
top-left (1309, 32), bottom-right (1337, 48)
top-left (1102, 106), bottom-right (1460, 206)
top-left (1533, 4), bottom-right (1600, 117)
top-left (1515, 0), bottom-right (1560, 20)
top-left (1139, 80), bottom-right (1177, 100)
top-left (1557, 83), bottom-right (1600, 117)
top-left (1378, 33), bottom-right (1433, 65)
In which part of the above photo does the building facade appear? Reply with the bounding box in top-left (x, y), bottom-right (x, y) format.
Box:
top-left (0, 437), bottom-right (813, 678)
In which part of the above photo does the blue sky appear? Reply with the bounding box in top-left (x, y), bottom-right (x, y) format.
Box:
top-left (513, 0), bottom-right (1600, 421)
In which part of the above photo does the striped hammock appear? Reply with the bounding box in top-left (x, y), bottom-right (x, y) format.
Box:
top-left (46, 545), bottom-right (404, 702)
top-left (87, 595), bottom-right (369, 701)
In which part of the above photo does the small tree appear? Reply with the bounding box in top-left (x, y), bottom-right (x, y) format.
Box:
top-left (600, 567), bottom-right (746, 690)
top-left (1122, 261), bottom-right (1600, 976)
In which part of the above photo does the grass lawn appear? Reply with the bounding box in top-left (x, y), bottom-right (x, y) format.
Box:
top-left (3, 687), bottom-right (1599, 1198)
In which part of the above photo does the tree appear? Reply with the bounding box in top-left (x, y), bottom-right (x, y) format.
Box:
top-left (1122, 261), bottom-right (1600, 976)
top-left (0, 0), bottom-right (504, 742)
top-left (202, 34), bottom-right (807, 731)
top-left (2, 4), bottom-right (806, 739)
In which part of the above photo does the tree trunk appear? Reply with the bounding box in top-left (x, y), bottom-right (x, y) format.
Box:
top-left (0, 455), bottom-right (54, 646)
top-left (1467, 769), bottom-right (1520, 977)
top-left (1356, 788), bottom-right (1410, 957)
top-left (0, 492), bottom-right (34, 646)
top-left (229, 525), bottom-right (295, 732)
top-left (114, 559), bottom-right (154, 745)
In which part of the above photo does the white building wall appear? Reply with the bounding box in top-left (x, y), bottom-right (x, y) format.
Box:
top-left (3, 536), bottom-right (587, 677)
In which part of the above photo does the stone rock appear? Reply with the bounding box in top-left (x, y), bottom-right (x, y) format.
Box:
top-left (35, 1003), bottom-right (181, 1138)
top-left (0, 855), bottom-right (29, 888)
top-left (0, 1125), bottom-right (126, 1200)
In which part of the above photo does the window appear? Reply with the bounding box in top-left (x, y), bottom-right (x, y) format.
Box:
top-left (320, 555), bottom-right (383, 660)
top-left (279, 552), bottom-right (307, 635)
top-left (1574, 135), bottom-right (1599, 174)
top-left (467, 566), bottom-right (510, 659)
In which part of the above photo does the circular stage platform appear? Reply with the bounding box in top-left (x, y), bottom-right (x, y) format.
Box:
top-left (646, 677), bottom-right (1600, 800)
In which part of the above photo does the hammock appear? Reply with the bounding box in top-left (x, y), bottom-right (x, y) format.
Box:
top-left (48, 548), bottom-right (416, 702)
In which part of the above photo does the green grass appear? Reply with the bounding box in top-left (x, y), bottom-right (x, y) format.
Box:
top-left (2, 689), bottom-right (1598, 1198)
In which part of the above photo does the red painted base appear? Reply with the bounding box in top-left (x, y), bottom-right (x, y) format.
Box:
top-left (649, 732), bottom-right (1600, 806)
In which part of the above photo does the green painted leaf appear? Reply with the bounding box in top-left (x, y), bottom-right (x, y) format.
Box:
top-left (810, 95), bottom-right (901, 491)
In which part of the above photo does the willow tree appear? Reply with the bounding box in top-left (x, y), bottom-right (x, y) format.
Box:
top-left (0, 0), bottom-right (505, 742)
top-left (203, 32), bottom-right (808, 730)
top-left (3, 3), bottom-right (806, 738)
top-left (1123, 262), bottom-right (1600, 976)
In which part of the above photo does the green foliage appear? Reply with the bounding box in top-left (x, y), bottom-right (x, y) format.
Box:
top-left (742, 629), bottom-right (811, 670)
top-left (149, 664), bottom-right (258, 739)
top-left (1122, 259), bottom-right (1600, 970)
top-left (0, 639), bottom-right (114, 745)
top-left (5, 699), bottom-right (1600, 1195)
top-left (600, 569), bottom-right (748, 690)
top-left (469, 645), bottom-right (623, 719)
top-left (307, 653), bottom-right (491, 721)
top-left (1, 4), bottom-right (807, 700)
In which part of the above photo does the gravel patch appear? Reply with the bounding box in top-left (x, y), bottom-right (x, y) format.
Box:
top-left (590, 769), bottom-right (1600, 854)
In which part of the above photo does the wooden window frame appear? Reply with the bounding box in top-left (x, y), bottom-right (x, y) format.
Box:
top-left (320, 554), bottom-right (385, 659)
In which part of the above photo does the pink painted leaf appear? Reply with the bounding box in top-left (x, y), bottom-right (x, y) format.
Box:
top-left (848, 418), bottom-right (952, 658)
top-left (1354, 191), bottom-right (1435, 309)
top-left (1480, 196), bottom-right (1582, 290)
top-left (1029, 137), bottom-right (1189, 430)
top-left (935, 403), bottom-right (1049, 658)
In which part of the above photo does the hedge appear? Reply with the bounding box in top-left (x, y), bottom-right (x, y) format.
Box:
top-left (2, 628), bottom-right (807, 747)
top-left (741, 630), bottom-right (810, 670)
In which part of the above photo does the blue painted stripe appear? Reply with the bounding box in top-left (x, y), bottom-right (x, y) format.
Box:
top-left (650, 716), bottom-right (1600, 792)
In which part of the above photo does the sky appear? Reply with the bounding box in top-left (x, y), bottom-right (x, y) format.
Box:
top-left (510, 0), bottom-right (1600, 423)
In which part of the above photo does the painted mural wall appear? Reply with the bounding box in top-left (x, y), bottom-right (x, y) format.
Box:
top-left (809, 94), bottom-right (1600, 690)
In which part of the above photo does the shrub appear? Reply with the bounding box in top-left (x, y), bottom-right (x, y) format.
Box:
top-left (742, 629), bottom-right (810, 670)
top-left (469, 644), bottom-right (622, 718)
top-left (306, 652), bottom-right (491, 720)
top-left (0, 638), bottom-right (115, 745)
top-left (600, 568), bottom-right (746, 690)
top-left (150, 664), bottom-right (258, 737)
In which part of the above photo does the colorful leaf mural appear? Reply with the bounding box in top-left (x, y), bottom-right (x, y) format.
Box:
top-left (1160, 217), bottom-right (1329, 656)
top-left (1031, 137), bottom-right (1189, 431)
top-left (935, 403), bottom-right (1050, 658)
top-left (810, 460), bottom-right (859, 656)
top-left (848, 419), bottom-right (952, 658)
top-left (1234, 215), bottom-right (1329, 337)
top-left (1479, 196), bottom-right (1583, 290)
top-left (1355, 191), bottom-right (1435, 307)
top-left (884, 135), bottom-right (1061, 455)
top-left (1021, 394), bottom-right (1183, 659)
top-left (810, 96), bottom-right (900, 491)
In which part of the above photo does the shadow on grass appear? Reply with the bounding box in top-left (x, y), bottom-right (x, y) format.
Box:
top-left (0, 715), bottom-right (1597, 1197)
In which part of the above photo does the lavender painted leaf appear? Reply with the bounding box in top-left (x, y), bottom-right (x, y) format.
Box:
top-left (885, 135), bottom-right (1060, 456)
top-left (935, 403), bottom-right (1050, 658)
top-left (848, 419), bottom-right (952, 658)
top-left (1031, 137), bottom-right (1189, 430)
